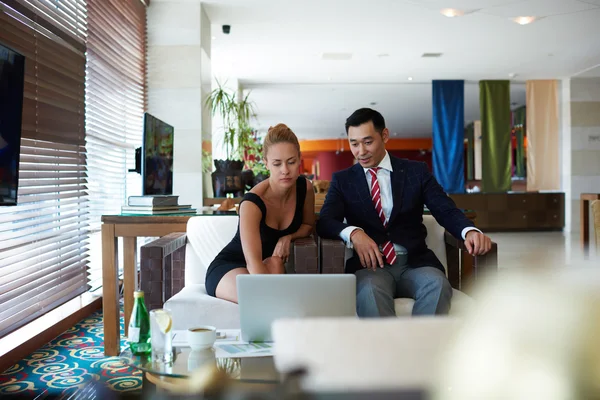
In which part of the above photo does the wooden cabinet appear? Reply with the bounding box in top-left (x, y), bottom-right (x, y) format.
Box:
top-left (449, 192), bottom-right (565, 231)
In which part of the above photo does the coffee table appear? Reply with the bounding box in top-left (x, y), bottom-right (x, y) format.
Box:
top-left (120, 346), bottom-right (279, 380)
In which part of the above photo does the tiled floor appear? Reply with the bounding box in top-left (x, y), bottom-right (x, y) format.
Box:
top-left (488, 230), bottom-right (598, 271)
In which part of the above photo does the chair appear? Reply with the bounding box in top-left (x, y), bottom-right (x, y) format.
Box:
top-left (140, 216), bottom-right (318, 330)
top-left (592, 200), bottom-right (600, 251)
top-left (319, 214), bottom-right (498, 316)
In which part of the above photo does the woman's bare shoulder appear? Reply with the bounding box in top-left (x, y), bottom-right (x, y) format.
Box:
top-left (249, 179), bottom-right (269, 197)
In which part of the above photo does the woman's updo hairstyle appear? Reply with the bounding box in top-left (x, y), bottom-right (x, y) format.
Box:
top-left (263, 123), bottom-right (300, 158)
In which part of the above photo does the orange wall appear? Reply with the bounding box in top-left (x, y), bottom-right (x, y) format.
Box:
top-left (299, 138), bottom-right (433, 153)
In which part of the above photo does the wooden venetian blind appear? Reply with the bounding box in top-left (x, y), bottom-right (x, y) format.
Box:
top-left (0, 0), bottom-right (89, 337)
top-left (85, 0), bottom-right (146, 290)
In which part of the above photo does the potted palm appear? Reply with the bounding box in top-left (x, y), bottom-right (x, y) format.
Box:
top-left (206, 81), bottom-right (256, 197)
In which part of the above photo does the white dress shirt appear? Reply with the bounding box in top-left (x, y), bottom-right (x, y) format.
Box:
top-left (340, 151), bottom-right (480, 249)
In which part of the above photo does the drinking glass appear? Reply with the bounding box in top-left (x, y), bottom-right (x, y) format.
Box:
top-left (150, 309), bottom-right (173, 363)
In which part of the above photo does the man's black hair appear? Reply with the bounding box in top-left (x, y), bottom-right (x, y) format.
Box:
top-left (345, 108), bottom-right (386, 134)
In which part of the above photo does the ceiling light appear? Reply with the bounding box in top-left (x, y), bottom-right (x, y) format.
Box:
top-left (512, 16), bottom-right (537, 25)
top-left (211, 36), bottom-right (216, 40)
top-left (408, 77), bottom-right (413, 81)
top-left (440, 8), bottom-right (465, 18)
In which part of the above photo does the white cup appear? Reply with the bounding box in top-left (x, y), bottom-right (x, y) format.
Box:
top-left (187, 326), bottom-right (217, 351)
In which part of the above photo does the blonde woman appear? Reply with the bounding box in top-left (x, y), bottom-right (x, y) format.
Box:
top-left (205, 124), bottom-right (315, 303)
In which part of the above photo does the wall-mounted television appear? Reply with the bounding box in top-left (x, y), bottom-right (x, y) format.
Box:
top-left (0, 43), bottom-right (25, 206)
top-left (142, 113), bottom-right (174, 195)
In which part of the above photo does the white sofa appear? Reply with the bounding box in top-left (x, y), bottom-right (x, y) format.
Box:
top-left (165, 216), bottom-right (242, 330)
top-left (163, 215), bottom-right (491, 330)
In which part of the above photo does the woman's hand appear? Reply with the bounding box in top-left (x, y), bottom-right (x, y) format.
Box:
top-left (272, 235), bottom-right (292, 264)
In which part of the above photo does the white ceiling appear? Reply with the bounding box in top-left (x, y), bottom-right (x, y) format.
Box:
top-left (181, 0), bottom-right (600, 138)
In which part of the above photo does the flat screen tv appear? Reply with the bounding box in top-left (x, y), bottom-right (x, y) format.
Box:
top-left (0, 43), bottom-right (25, 206)
top-left (142, 113), bottom-right (174, 195)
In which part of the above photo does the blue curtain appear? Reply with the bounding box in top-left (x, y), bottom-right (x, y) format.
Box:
top-left (432, 80), bottom-right (465, 193)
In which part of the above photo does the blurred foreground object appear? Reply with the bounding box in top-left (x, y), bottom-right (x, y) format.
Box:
top-left (434, 269), bottom-right (600, 400)
top-left (272, 317), bottom-right (460, 392)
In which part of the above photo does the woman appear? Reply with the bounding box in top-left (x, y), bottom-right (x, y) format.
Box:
top-left (205, 123), bottom-right (315, 303)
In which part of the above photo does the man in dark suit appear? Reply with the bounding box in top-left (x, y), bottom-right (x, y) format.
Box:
top-left (317, 108), bottom-right (492, 317)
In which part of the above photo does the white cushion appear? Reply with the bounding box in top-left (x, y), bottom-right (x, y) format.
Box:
top-left (394, 288), bottom-right (472, 316)
top-left (185, 215), bottom-right (239, 284)
top-left (164, 284), bottom-right (240, 330)
top-left (272, 317), bottom-right (461, 392)
top-left (422, 214), bottom-right (448, 273)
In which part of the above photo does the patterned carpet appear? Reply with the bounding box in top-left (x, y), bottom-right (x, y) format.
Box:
top-left (0, 308), bottom-right (142, 397)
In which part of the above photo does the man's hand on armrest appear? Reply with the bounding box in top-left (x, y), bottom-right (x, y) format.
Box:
top-left (464, 230), bottom-right (493, 256)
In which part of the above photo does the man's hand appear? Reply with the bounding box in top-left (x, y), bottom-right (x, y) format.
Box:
top-left (272, 234), bottom-right (292, 263)
top-left (350, 230), bottom-right (384, 271)
top-left (464, 230), bottom-right (492, 255)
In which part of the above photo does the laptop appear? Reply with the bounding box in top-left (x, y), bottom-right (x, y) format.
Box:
top-left (237, 274), bottom-right (357, 342)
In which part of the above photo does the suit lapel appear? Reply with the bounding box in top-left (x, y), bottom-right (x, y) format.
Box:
top-left (350, 164), bottom-right (382, 228)
top-left (389, 157), bottom-right (405, 224)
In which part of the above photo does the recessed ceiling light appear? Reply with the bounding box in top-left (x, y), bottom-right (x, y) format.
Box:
top-left (212, 36), bottom-right (216, 40)
top-left (440, 8), bottom-right (465, 17)
top-left (408, 77), bottom-right (413, 81)
top-left (370, 102), bottom-right (377, 106)
top-left (422, 53), bottom-right (443, 58)
top-left (512, 16), bottom-right (537, 25)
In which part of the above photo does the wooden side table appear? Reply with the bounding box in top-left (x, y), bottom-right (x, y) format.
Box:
top-left (580, 193), bottom-right (600, 258)
top-left (101, 212), bottom-right (236, 356)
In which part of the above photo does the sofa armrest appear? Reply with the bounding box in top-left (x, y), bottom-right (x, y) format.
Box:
top-left (286, 235), bottom-right (319, 274)
top-left (319, 237), bottom-right (346, 274)
top-left (140, 232), bottom-right (187, 310)
top-left (444, 231), bottom-right (498, 293)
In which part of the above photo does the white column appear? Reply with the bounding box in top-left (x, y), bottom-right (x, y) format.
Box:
top-left (474, 120), bottom-right (482, 181)
top-left (570, 78), bottom-right (600, 237)
top-left (147, 1), bottom-right (211, 208)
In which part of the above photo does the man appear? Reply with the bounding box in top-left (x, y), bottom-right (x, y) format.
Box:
top-left (316, 108), bottom-right (492, 317)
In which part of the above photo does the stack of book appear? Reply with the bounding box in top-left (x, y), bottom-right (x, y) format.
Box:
top-left (121, 195), bottom-right (197, 215)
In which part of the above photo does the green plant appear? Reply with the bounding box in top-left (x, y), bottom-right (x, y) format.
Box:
top-left (244, 133), bottom-right (269, 178)
top-left (205, 80), bottom-right (256, 161)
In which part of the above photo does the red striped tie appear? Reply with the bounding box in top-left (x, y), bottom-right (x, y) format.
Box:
top-left (368, 168), bottom-right (397, 266)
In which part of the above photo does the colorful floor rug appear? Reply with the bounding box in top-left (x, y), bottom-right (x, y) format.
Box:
top-left (0, 307), bottom-right (142, 397)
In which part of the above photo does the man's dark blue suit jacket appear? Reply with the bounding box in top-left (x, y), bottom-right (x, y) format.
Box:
top-left (316, 155), bottom-right (475, 274)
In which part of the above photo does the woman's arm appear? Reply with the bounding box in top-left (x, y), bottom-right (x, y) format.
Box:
top-left (289, 179), bottom-right (316, 240)
top-left (239, 201), bottom-right (269, 274)
top-left (272, 179), bottom-right (316, 262)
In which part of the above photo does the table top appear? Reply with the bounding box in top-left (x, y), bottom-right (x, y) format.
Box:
top-left (102, 210), bottom-right (237, 223)
top-left (119, 347), bottom-right (279, 383)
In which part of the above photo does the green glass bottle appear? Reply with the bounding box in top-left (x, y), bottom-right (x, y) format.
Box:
top-left (128, 291), bottom-right (151, 355)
